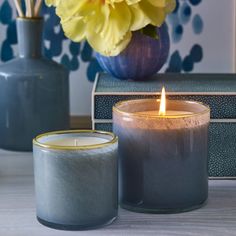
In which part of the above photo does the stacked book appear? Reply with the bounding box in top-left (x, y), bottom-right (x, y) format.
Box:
top-left (92, 73), bottom-right (236, 178)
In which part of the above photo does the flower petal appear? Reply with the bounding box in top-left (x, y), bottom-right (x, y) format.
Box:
top-left (56, 0), bottom-right (88, 20)
top-left (165, 0), bottom-right (176, 13)
top-left (139, 1), bottom-right (166, 27)
top-left (50, 0), bottom-right (175, 55)
top-left (109, 31), bottom-right (132, 56)
top-left (61, 17), bottom-right (86, 42)
top-left (87, 28), bottom-right (132, 56)
top-left (129, 4), bottom-right (150, 31)
top-left (45, 0), bottom-right (60, 7)
top-left (125, 0), bottom-right (141, 5)
top-left (147, 0), bottom-right (166, 7)
top-left (100, 2), bottom-right (131, 47)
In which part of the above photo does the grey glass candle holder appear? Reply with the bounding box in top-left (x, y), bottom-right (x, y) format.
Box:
top-left (33, 130), bottom-right (118, 230)
top-left (113, 99), bottom-right (210, 214)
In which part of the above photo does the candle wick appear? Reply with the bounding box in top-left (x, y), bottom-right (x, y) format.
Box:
top-left (74, 139), bottom-right (78, 146)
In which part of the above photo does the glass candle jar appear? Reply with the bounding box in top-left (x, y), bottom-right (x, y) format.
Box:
top-left (33, 130), bottom-right (118, 230)
top-left (113, 99), bottom-right (210, 213)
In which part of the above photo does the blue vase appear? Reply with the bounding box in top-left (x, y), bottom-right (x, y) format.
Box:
top-left (96, 23), bottom-right (170, 80)
top-left (0, 18), bottom-right (70, 151)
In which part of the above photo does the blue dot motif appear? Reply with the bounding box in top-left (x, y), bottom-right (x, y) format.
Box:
top-left (190, 44), bottom-right (203, 63)
top-left (167, 0), bottom-right (204, 72)
top-left (0, 1), bottom-right (12, 25)
top-left (183, 55), bottom-right (194, 72)
top-left (0, 0), bottom-right (204, 77)
top-left (166, 51), bottom-right (182, 73)
top-left (189, 0), bottom-right (202, 6)
top-left (180, 2), bottom-right (192, 24)
top-left (193, 14), bottom-right (204, 34)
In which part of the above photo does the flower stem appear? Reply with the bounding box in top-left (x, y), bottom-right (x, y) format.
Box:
top-left (13, 0), bottom-right (24, 17)
top-left (34, 0), bottom-right (43, 17)
top-left (25, 0), bottom-right (34, 17)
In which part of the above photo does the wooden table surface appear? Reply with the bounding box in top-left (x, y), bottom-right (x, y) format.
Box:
top-left (0, 149), bottom-right (236, 236)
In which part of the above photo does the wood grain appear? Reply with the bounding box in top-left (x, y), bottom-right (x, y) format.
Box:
top-left (0, 149), bottom-right (236, 235)
top-left (0, 149), bottom-right (33, 177)
top-left (70, 116), bottom-right (92, 130)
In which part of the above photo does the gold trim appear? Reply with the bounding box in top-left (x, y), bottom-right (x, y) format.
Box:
top-left (113, 99), bottom-right (210, 119)
top-left (33, 130), bottom-right (118, 151)
top-left (17, 17), bottom-right (43, 21)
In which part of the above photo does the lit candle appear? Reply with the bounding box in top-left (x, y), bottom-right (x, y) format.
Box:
top-left (136, 87), bottom-right (193, 117)
top-left (33, 130), bottom-right (118, 230)
top-left (113, 88), bottom-right (210, 213)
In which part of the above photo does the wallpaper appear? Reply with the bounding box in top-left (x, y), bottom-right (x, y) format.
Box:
top-left (0, 0), bottom-right (204, 78)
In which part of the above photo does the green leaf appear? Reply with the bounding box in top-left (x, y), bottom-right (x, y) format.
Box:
top-left (140, 24), bottom-right (159, 40)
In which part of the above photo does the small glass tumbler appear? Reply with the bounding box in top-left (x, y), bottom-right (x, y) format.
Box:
top-left (33, 130), bottom-right (118, 230)
top-left (113, 99), bottom-right (210, 213)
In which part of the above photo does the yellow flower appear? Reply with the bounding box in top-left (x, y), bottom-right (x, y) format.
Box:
top-left (46, 0), bottom-right (176, 56)
top-left (45, 0), bottom-right (60, 7)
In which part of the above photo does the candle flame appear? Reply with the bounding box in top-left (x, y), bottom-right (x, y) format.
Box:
top-left (74, 139), bottom-right (78, 146)
top-left (159, 87), bottom-right (166, 116)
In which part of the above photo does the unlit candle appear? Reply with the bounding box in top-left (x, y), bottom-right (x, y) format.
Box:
top-left (33, 130), bottom-right (118, 230)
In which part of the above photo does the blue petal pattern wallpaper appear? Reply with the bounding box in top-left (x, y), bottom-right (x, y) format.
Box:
top-left (167, 0), bottom-right (204, 72)
top-left (0, 0), bottom-right (235, 115)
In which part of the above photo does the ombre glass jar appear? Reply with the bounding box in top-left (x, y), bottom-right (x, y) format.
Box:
top-left (113, 99), bottom-right (210, 213)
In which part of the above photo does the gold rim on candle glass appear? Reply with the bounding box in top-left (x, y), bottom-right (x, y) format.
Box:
top-left (33, 130), bottom-right (118, 151)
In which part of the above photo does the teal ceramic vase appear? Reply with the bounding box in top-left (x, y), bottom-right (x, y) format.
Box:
top-left (0, 18), bottom-right (70, 151)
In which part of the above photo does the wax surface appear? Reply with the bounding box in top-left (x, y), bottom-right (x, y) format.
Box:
top-left (45, 137), bottom-right (108, 147)
top-left (135, 110), bottom-right (193, 116)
